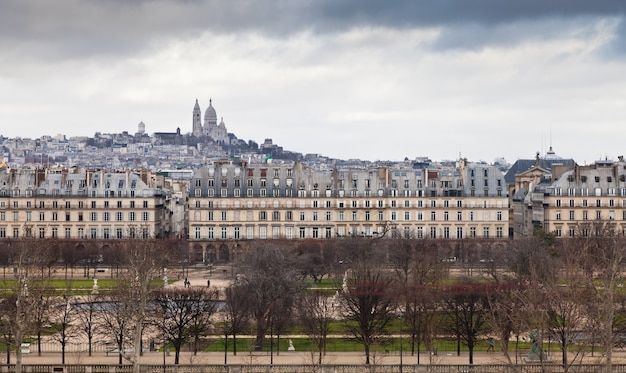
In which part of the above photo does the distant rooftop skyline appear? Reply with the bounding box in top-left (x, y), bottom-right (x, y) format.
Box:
top-left (1, 1), bottom-right (625, 164)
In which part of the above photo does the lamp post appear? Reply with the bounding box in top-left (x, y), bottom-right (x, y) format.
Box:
top-left (162, 310), bottom-right (166, 373)
top-left (397, 311), bottom-right (403, 373)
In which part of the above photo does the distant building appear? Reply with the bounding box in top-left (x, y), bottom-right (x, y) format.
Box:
top-left (192, 99), bottom-right (229, 145)
top-left (0, 166), bottom-right (170, 240)
top-left (512, 156), bottom-right (626, 238)
top-left (187, 159), bottom-right (509, 261)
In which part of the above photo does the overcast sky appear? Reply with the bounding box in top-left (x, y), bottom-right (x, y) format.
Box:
top-left (1, 1), bottom-right (625, 164)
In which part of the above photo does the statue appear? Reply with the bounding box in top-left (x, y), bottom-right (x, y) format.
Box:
top-left (92, 278), bottom-right (99, 294)
top-left (523, 329), bottom-right (548, 363)
top-left (288, 339), bottom-right (295, 351)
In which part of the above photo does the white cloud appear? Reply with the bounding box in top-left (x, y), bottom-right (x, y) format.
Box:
top-left (1, 4), bottom-right (625, 164)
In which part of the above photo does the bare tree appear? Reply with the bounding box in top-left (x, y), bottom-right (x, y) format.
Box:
top-left (50, 295), bottom-right (78, 364)
top-left (442, 282), bottom-right (491, 365)
top-left (153, 287), bottom-right (220, 364)
top-left (115, 238), bottom-right (169, 373)
top-left (98, 291), bottom-right (135, 365)
top-left (29, 282), bottom-right (55, 356)
top-left (297, 289), bottom-right (335, 365)
top-left (237, 245), bottom-right (303, 352)
top-left (75, 293), bottom-right (103, 356)
top-left (340, 262), bottom-right (396, 365)
top-left (5, 238), bottom-right (49, 373)
top-left (223, 282), bottom-right (251, 359)
top-left (398, 239), bottom-right (445, 362)
top-left (574, 222), bottom-right (626, 370)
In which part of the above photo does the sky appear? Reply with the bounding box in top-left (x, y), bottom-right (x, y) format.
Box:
top-left (1, 1), bottom-right (626, 165)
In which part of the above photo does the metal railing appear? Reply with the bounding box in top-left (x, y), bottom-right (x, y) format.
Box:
top-left (1, 365), bottom-right (626, 373)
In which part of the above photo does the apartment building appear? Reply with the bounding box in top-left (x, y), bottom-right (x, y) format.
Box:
top-left (187, 159), bottom-right (509, 261)
top-left (513, 157), bottom-right (626, 237)
top-left (0, 167), bottom-right (169, 240)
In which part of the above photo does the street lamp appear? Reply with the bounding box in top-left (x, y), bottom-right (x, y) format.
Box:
top-left (397, 311), bottom-right (403, 373)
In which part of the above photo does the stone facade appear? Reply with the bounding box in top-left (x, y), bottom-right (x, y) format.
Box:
top-left (0, 167), bottom-right (169, 240)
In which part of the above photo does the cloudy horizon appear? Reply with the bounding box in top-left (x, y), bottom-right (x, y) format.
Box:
top-left (1, 1), bottom-right (625, 164)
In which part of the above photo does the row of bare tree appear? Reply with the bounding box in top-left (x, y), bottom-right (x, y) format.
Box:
top-left (0, 224), bottom-right (625, 370)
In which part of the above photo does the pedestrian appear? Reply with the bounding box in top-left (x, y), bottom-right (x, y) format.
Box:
top-left (487, 338), bottom-right (495, 352)
top-left (207, 279), bottom-right (211, 287)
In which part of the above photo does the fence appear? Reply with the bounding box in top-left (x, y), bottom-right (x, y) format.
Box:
top-left (1, 365), bottom-right (626, 373)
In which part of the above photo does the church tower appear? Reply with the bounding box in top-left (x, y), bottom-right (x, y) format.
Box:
top-left (203, 99), bottom-right (217, 137)
top-left (192, 99), bottom-right (202, 137)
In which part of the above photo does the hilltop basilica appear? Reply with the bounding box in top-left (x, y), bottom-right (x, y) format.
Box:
top-left (192, 99), bottom-right (229, 144)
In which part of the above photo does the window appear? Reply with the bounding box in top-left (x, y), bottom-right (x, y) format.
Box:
top-left (456, 227), bottom-right (463, 239)
top-left (259, 211), bottom-right (267, 221)
top-left (65, 228), bottom-right (71, 238)
top-left (569, 211), bottom-right (574, 220)
top-left (443, 227), bottom-right (450, 239)
top-left (457, 211), bottom-right (462, 221)
top-left (129, 212), bottom-right (136, 221)
top-left (556, 212), bottom-right (561, 220)
top-left (299, 227), bottom-right (306, 238)
top-left (208, 227), bottom-right (214, 239)
top-left (483, 227), bottom-right (489, 238)
top-left (90, 212), bottom-right (97, 221)
top-left (221, 211), bottom-right (227, 221)
top-left (497, 211), bottom-right (503, 221)
top-left (299, 212), bottom-right (305, 221)
top-left (496, 227), bottom-right (503, 238)
top-left (103, 212), bottom-right (110, 221)
top-left (221, 227), bottom-right (227, 239)
top-left (143, 212), bottom-right (149, 221)
top-left (470, 227), bottom-right (476, 237)
top-left (430, 211), bottom-right (436, 221)
top-left (443, 212), bottom-right (449, 221)
top-left (234, 227), bottom-right (241, 239)
top-left (390, 212), bottom-right (397, 221)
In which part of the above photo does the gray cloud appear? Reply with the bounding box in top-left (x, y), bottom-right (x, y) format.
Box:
top-left (1, 0), bottom-right (625, 62)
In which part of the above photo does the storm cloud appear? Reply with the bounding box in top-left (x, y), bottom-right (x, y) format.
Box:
top-left (1, 1), bottom-right (625, 163)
